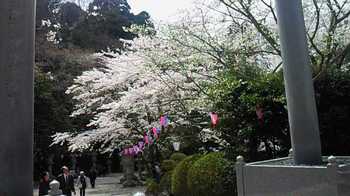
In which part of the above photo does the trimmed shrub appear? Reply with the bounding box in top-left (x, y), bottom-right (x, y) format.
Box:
top-left (187, 152), bottom-right (235, 196)
top-left (170, 152), bottom-right (187, 163)
top-left (171, 154), bottom-right (202, 196)
top-left (160, 171), bottom-right (173, 194)
top-left (145, 178), bottom-right (160, 196)
top-left (161, 160), bottom-right (176, 172)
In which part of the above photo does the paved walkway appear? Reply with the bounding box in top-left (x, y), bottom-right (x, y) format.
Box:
top-left (34, 173), bottom-right (145, 196)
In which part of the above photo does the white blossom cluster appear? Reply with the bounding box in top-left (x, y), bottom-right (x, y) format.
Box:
top-left (52, 25), bottom-right (225, 152)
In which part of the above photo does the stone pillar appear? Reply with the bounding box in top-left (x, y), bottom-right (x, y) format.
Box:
top-left (0, 0), bottom-right (35, 195)
top-left (119, 156), bottom-right (127, 184)
top-left (48, 154), bottom-right (55, 177)
top-left (123, 156), bottom-right (137, 187)
top-left (275, 0), bottom-right (322, 165)
top-left (136, 155), bottom-right (144, 180)
top-left (236, 156), bottom-right (246, 196)
top-left (71, 154), bottom-right (77, 172)
top-left (327, 156), bottom-right (339, 195)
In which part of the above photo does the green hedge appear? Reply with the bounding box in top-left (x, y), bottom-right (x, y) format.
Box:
top-left (145, 178), bottom-right (160, 196)
top-left (161, 159), bottom-right (176, 172)
top-left (171, 154), bottom-right (202, 196)
top-left (160, 171), bottom-right (172, 194)
top-left (170, 152), bottom-right (187, 163)
top-left (187, 152), bottom-right (235, 196)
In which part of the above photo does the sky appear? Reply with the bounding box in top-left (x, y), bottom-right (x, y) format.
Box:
top-left (128, 0), bottom-right (196, 22)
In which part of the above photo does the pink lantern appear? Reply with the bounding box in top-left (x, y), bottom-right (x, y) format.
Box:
top-left (133, 145), bottom-right (140, 154)
top-left (152, 127), bottom-right (158, 139)
top-left (138, 141), bottom-right (144, 149)
top-left (144, 134), bottom-right (149, 144)
top-left (210, 112), bottom-right (219, 127)
top-left (128, 148), bottom-right (134, 156)
top-left (256, 106), bottom-right (264, 120)
top-left (160, 115), bottom-right (169, 127)
top-left (123, 149), bottom-right (129, 156)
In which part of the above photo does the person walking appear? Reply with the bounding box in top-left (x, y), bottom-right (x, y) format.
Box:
top-left (154, 163), bottom-right (161, 183)
top-left (38, 172), bottom-right (50, 196)
top-left (57, 166), bottom-right (76, 196)
top-left (76, 171), bottom-right (87, 196)
top-left (89, 168), bottom-right (97, 188)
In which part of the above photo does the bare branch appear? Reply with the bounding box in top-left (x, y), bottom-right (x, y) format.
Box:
top-left (310, 0), bottom-right (321, 41)
top-left (260, 0), bottom-right (277, 24)
top-left (272, 61), bottom-right (282, 73)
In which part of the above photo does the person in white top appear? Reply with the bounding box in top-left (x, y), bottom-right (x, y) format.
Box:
top-left (76, 171), bottom-right (88, 196)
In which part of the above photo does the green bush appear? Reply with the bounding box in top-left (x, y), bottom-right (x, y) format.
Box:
top-left (145, 178), bottom-right (160, 196)
top-left (160, 171), bottom-right (172, 194)
top-left (161, 159), bottom-right (176, 172)
top-left (171, 154), bottom-right (202, 196)
top-left (170, 152), bottom-right (187, 163)
top-left (187, 152), bottom-right (236, 196)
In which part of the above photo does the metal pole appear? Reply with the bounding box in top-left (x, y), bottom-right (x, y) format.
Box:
top-left (0, 0), bottom-right (35, 195)
top-left (275, 0), bottom-right (322, 165)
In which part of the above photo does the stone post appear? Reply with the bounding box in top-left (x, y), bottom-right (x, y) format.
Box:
top-left (48, 154), bottom-right (55, 177)
top-left (326, 156), bottom-right (339, 195)
top-left (119, 156), bottom-right (127, 184)
top-left (0, 0), bottom-right (35, 195)
top-left (275, 0), bottom-right (322, 165)
top-left (123, 156), bottom-right (137, 187)
top-left (236, 156), bottom-right (246, 196)
top-left (136, 155), bottom-right (144, 180)
top-left (71, 154), bottom-right (77, 172)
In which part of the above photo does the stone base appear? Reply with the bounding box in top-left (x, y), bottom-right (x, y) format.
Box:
top-left (236, 156), bottom-right (350, 196)
top-left (123, 174), bottom-right (142, 187)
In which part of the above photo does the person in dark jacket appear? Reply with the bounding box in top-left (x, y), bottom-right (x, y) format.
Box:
top-left (89, 168), bottom-right (97, 188)
top-left (38, 172), bottom-right (50, 196)
top-left (57, 166), bottom-right (76, 196)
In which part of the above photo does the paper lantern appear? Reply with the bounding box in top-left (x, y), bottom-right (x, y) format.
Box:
top-left (138, 141), bottom-right (144, 149)
top-left (133, 145), bottom-right (141, 154)
top-left (123, 149), bottom-right (128, 156)
top-left (160, 115), bottom-right (169, 127)
top-left (144, 134), bottom-right (149, 144)
top-left (173, 141), bottom-right (181, 151)
top-left (256, 106), bottom-right (264, 120)
top-left (128, 148), bottom-right (134, 156)
top-left (152, 127), bottom-right (158, 138)
top-left (209, 112), bottom-right (219, 127)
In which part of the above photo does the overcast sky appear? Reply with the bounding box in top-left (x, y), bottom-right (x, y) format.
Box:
top-left (128, 0), bottom-right (196, 22)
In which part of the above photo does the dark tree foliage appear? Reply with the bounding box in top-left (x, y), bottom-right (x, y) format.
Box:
top-left (210, 63), bottom-right (350, 162)
top-left (209, 66), bottom-right (290, 161)
top-left (58, 2), bottom-right (86, 27)
top-left (36, 0), bottom-right (61, 27)
top-left (315, 70), bottom-right (350, 156)
top-left (60, 0), bottom-right (153, 51)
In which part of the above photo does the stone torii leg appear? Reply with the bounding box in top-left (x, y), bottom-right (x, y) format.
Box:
top-left (275, 0), bottom-right (322, 165)
top-left (0, 0), bottom-right (35, 195)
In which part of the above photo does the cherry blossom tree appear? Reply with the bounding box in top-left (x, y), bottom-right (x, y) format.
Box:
top-left (51, 22), bottom-right (227, 152)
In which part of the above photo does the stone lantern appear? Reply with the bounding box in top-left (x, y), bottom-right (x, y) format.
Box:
top-left (173, 141), bottom-right (181, 152)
